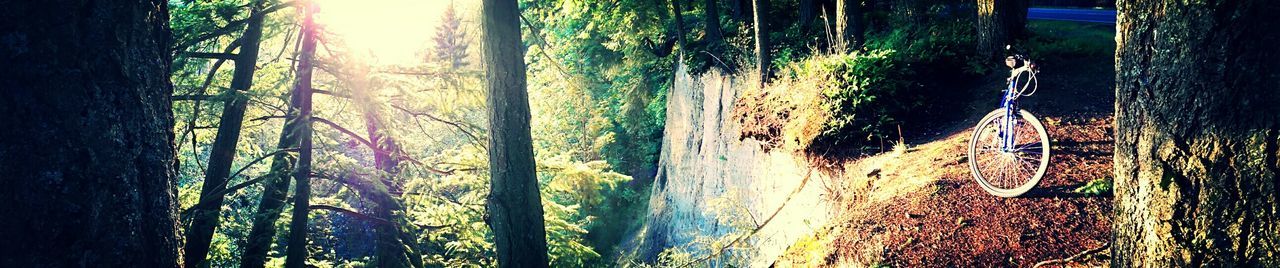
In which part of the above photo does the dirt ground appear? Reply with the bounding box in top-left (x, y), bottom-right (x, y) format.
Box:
top-left (774, 36), bottom-right (1117, 267)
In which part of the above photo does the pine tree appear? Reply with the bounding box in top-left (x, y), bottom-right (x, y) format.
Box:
top-left (434, 2), bottom-right (470, 69)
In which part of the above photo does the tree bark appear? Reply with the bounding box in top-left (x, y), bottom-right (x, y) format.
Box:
top-left (283, 3), bottom-right (318, 268)
top-left (0, 0), bottom-right (179, 267)
top-left (753, 0), bottom-right (771, 86)
top-left (1113, 0), bottom-right (1280, 266)
top-left (183, 2), bottom-right (268, 266)
top-left (976, 0), bottom-right (1028, 60)
top-left (481, 0), bottom-right (551, 266)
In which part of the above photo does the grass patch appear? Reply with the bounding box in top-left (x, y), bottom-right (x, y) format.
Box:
top-left (1024, 21), bottom-right (1116, 60)
top-left (1074, 177), bottom-right (1113, 196)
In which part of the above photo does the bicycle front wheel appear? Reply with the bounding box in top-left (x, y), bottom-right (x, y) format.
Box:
top-left (967, 109), bottom-right (1050, 197)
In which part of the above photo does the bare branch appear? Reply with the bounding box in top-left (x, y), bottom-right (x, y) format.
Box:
top-left (313, 88), bottom-right (351, 99)
top-left (387, 104), bottom-right (486, 149)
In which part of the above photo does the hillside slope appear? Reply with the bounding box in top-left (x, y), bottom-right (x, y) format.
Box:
top-left (776, 46), bottom-right (1116, 267)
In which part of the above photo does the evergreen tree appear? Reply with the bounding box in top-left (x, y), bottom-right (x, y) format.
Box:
top-left (434, 2), bottom-right (470, 69)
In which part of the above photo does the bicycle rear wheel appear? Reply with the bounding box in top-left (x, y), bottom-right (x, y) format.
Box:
top-left (967, 109), bottom-right (1050, 197)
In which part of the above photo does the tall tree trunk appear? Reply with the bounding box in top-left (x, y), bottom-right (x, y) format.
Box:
top-left (671, 0), bottom-right (690, 51)
top-left (703, 0), bottom-right (726, 60)
top-left (728, 0), bottom-right (747, 22)
top-left (0, 0), bottom-right (179, 267)
top-left (840, 0), bottom-right (865, 50)
top-left (283, 3), bottom-right (318, 268)
top-left (481, 0), bottom-right (550, 266)
top-left (184, 2), bottom-right (267, 266)
top-left (1113, 0), bottom-right (1280, 266)
top-left (753, 0), bottom-right (771, 86)
top-left (975, 0), bottom-right (1027, 60)
top-left (799, 0), bottom-right (815, 30)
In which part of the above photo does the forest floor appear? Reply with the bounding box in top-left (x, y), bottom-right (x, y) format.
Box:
top-left (774, 22), bottom-right (1117, 267)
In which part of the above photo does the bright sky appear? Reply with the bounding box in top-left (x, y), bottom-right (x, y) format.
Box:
top-left (313, 0), bottom-right (475, 65)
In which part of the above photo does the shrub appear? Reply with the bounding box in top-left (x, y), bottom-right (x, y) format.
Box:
top-left (806, 50), bottom-right (916, 153)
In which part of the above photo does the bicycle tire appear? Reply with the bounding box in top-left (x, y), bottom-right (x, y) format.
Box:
top-left (967, 109), bottom-right (1051, 197)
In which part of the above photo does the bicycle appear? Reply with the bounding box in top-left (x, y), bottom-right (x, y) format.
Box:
top-left (967, 49), bottom-right (1050, 198)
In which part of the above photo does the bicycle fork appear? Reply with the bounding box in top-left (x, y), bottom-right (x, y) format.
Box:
top-left (1000, 83), bottom-right (1019, 153)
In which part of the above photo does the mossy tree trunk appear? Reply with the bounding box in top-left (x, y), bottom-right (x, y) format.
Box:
top-left (1113, 0), bottom-right (1280, 266)
top-left (183, 2), bottom-right (268, 266)
top-left (481, 0), bottom-right (551, 266)
top-left (0, 0), bottom-right (179, 267)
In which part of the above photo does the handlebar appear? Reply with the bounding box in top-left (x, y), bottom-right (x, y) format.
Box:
top-left (1003, 45), bottom-right (1037, 72)
top-left (1004, 46), bottom-right (1038, 96)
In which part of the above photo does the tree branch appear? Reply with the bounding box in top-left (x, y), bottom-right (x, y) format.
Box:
top-left (252, 115), bottom-right (456, 176)
top-left (180, 148), bottom-right (300, 217)
top-left (387, 104), bottom-right (485, 149)
top-left (676, 170), bottom-right (815, 268)
top-left (173, 94), bottom-right (220, 101)
top-left (180, 52), bottom-right (239, 60)
top-left (171, 1), bottom-right (300, 54)
top-left (309, 204), bottom-right (396, 226)
top-left (311, 117), bottom-right (454, 176)
top-left (313, 88), bottom-right (351, 99)
top-left (1032, 243), bottom-right (1110, 268)
top-left (178, 39), bottom-right (242, 174)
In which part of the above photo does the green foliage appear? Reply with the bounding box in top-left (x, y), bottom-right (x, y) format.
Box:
top-left (521, 1), bottom-right (671, 259)
top-left (523, 0), bottom-right (671, 178)
top-left (1075, 177), bottom-right (1113, 196)
top-left (807, 50), bottom-right (914, 151)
